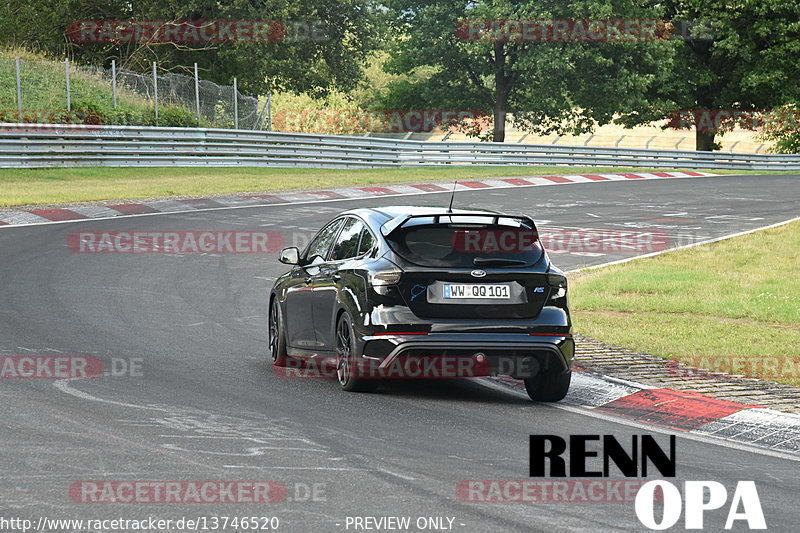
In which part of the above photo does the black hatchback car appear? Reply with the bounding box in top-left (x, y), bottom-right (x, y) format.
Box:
top-left (268, 206), bottom-right (574, 401)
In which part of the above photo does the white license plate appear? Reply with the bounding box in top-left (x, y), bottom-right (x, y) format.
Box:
top-left (443, 283), bottom-right (510, 300)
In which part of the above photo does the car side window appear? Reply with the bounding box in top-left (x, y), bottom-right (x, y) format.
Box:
top-left (358, 227), bottom-right (376, 257)
top-left (331, 218), bottom-right (364, 261)
top-left (305, 218), bottom-right (345, 264)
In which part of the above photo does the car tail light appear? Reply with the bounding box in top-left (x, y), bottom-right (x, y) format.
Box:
top-left (547, 273), bottom-right (567, 300)
top-left (368, 265), bottom-right (403, 287)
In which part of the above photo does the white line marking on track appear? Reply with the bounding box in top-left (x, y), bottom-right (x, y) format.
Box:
top-left (377, 468), bottom-right (417, 481)
top-left (223, 465), bottom-right (366, 471)
top-left (161, 443), bottom-right (318, 455)
top-left (53, 379), bottom-right (169, 412)
top-left (0, 172), bottom-right (714, 229)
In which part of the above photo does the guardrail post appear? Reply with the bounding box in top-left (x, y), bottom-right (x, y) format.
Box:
top-left (65, 58), bottom-right (71, 112)
top-left (194, 63), bottom-right (200, 124)
top-left (583, 134), bottom-right (594, 146)
top-left (267, 92), bottom-right (272, 131)
top-left (112, 59), bottom-right (117, 109)
top-left (675, 136), bottom-right (685, 150)
top-left (552, 135), bottom-right (562, 145)
top-left (755, 143), bottom-right (765, 154)
top-left (233, 77), bottom-right (239, 130)
top-left (15, 56), bottom-right (22, 117)
top-left (153, 61), bottom-right (158, 125)
top-left (645, 135), bottom-right (656, 149)
top-left (728, 141), bottom-right (739, 153)
top-left (517, 133), bottom-right (529, 143)
top-left (615, 134), bottom-right (625, 147)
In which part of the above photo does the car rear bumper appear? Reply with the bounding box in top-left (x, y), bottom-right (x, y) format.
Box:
top-left (360, 333), bottom-right (573, 379)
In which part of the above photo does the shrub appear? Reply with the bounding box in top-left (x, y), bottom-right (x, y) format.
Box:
top-left (759, 104), bottom-right (800, 154)
top-left (71, 98), bottom-right (107, 125)
top-left (157, 106), bottom-right (199, 127)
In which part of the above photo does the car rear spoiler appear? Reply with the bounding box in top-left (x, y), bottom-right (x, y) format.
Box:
top-left (380, 212), bottom-right (538, 237)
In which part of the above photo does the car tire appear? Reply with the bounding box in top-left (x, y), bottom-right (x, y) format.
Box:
top-left (268, 299), bottom-right (288, 367)
top-left (336, 312), bottom-right (375, 392)
top-left (524, 368), bottom-right (571, 402)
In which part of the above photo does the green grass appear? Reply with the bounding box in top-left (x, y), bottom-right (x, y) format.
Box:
top-left (0, 47), bottom-right (153, 120)
top-left (570, 219), bottom-right (800, 385)
top-left (0, 166), bottom-right (793, 207)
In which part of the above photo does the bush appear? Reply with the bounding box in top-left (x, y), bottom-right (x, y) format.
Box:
top-left (157, 106), bottom-right (199, 127)
top-left (71, 99), bottom-right (199, 128)
top-left (105, 105), bottom-right (144, 126)
top-left (759, 104), bottom-right (800, 154)
top-left (71, 98), bottom-right (106, 125)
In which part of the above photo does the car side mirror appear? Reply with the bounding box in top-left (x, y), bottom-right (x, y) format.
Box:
top-left (279, 247), bottom-right (300, 265)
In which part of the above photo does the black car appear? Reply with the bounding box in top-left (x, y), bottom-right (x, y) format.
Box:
top-left (268, 205), bottom-right (574, 401)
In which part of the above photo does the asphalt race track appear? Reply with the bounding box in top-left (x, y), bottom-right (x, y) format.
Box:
top-left (1, 174), bottom-right (799, 532)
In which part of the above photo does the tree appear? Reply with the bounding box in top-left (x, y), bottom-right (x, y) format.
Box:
top-left (383, 0), bottom-right (670, 141)
top-left (617, 0), bottom-right (800, 150)
top-left (1, 0), bottom-right (383, 96)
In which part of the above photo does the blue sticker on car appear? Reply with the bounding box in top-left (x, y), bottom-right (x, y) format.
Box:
top-left (411, 284), bottom-right (427, 301)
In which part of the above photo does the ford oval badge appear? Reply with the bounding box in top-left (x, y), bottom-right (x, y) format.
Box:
top-left (471, 269), bottom-right (487, 278)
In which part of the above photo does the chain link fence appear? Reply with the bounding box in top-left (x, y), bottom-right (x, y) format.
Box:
top-left (1, 56), bottom-right (267, 129)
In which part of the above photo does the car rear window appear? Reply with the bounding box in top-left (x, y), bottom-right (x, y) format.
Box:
top-left (387, 223), bottom-right (543, 267)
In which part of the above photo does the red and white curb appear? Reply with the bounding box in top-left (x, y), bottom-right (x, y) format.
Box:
top-left (0, 171), bottom-right (717, 228)
top-left (487, 371), bottom-right (800, 458)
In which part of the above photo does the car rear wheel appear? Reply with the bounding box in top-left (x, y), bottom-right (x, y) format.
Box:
top-left (268, 300), bottom-right (288, 367)
top-left (336, 312), bottom-right (375, 392)
top-left (524, 368), bottom-right (571, 402)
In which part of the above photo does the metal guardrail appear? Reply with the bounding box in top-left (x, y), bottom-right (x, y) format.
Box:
top-left (1, 123), bottom-right (799, 170)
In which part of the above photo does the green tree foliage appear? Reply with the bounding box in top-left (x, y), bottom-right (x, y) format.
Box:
top-left (618, 0), bottom-right (800, 150)
top-left (383, 0), bottom-right (670, 141)
top-left (758, 105), bottom-right (800, 153)
top-left (0, 0), bottom-right (383, 96)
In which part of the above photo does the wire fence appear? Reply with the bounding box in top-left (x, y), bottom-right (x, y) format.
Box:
top-left (0, 56), bottom-right (267, 129)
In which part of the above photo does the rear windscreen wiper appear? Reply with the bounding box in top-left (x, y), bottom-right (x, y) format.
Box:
top-left (473, 257), bottom-right (528, 266)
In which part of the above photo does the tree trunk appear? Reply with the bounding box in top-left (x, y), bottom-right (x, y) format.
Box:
top-left (492, 41), bottom-right (509, 142)
top-left (493, 103), bottom-right (506, 142)
top-left (696, 130), bottom-right (716, 151)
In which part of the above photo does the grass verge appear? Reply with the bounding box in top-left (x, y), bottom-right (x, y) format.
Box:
top-left (0, 166), bottom-right (791, 208)
top-left (570, 219), bottom-right (800, 386)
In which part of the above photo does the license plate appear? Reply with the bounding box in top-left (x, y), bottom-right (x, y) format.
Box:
top-left (443, 283), bottom-right (510, 300)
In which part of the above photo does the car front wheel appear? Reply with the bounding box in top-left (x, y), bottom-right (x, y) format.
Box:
top-left (336, 312), bottom-right (374, 392)
top-left (268, 299), bottom-right (288, 367)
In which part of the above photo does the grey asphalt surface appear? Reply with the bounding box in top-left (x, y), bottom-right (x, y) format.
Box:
top-left (1, 174), bottom-right (799, 532)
